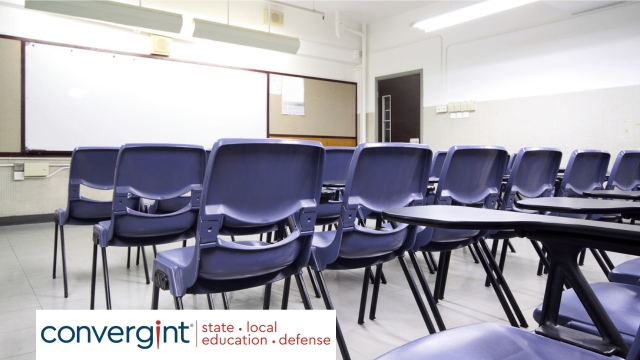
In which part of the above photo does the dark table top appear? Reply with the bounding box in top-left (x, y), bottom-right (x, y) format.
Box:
top-left (584, 190), bottom-right (640, 200)
top-left (382, 205), bottom-right (640, 242)
top-left (516, 197), bottom-right (640, 214)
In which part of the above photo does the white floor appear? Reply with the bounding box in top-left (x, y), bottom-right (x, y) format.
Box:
top-left (0, 222), bottom-right (634, 359)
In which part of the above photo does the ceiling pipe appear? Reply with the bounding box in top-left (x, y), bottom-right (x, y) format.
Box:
top-left (335, 11), bottom-right (367, 144)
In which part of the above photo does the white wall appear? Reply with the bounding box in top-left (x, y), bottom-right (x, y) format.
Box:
top-left (367, 1), bottom-right (640, 110)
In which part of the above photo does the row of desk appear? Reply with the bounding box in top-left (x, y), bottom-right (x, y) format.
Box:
top-left (383, 192), bottom-right (640, 357)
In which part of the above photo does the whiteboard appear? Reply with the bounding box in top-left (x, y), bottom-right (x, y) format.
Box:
top-left (25, 43), bottom-right (267, 151)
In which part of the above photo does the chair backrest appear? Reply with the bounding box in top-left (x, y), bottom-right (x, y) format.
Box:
top-left (505, 152), bottom-right (518, 175)
top-left (343, 143), bottom-right (432, 218)
top-left (323, 147), bottom-right (355, 182)
top-left (606, 150), bottom-right (640, 191)
top-left (192, 139), bottom-right (324, 283)
top-left (557, 149), bottom-right (610, 197)
top-left (199, 139), bottom-right (324, 236)
top-left (430, 150), bottom-right (447, 180)
top-left (435, 145), bottom-right (509, 209)
top-left (501, 148), bottom-right (563, 211)
top-left (108, 144), bottom-right (205, 242)
top-left (66, 147), bottom-right (120, 221)
top-left (310, 143), bottom-right (431, 270)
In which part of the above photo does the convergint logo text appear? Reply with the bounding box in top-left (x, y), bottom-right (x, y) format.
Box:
top-left (36, 310), bottom-right (336, 359)
top-left (40, 320), bottom-right (191, 349)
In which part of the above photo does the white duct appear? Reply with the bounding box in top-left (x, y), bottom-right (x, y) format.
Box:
top-left (335, 11), bottom-right (366, 144)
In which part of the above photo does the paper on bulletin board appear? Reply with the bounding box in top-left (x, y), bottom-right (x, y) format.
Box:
top-left (282, 76), bottom-right (305, 116)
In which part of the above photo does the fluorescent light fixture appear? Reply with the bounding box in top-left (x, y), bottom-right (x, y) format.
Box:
top-left (25, 1), bottom-right (183, 33)
top-left (412, 0), bottom-right (538, 33)
top-left (193, 19), bottom-right (300, 54)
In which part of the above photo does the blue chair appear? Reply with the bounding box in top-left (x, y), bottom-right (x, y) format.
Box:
top-left (307, 143), bottom-right (437, 360)
top-left (317, 146), bottom-right (355, 229)
top-left (419, 150), bottom-right (449, 273)
top-left (430, 150), bottom-right (448, 181)
top-left (53, 147), bottom-right (138, 298)
top-left (606, 150), bottom-right (640, 191)
top-left (376, 322), bottom-right (640, 360)
top-left (90, 144), bottom-right (206, 309)
top-left (505, 152), bottom-right (518, 175)
top-left (411, 145), bottom-right (528, 328)
top-left (602, 150), bottom-right (640, 285)
top-left (555, 150), bottom-right (613, 273)
top-left (557, 149), bottom-right (610, 201)
top-left (532, 282), bottom-right (640, 348)
top-left (151, 139), bottom-right (324, 312)
top-left (486, 148), bottom-right (563, 283)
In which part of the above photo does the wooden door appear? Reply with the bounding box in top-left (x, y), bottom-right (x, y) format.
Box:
top-left (377, 73), bottom-right (421, 142)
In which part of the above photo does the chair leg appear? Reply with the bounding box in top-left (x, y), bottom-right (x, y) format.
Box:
top-left (369, 269), bottom-right (375, 284)
top-left (498, 238), bottom-right (509, 274)
top-left (438, 251), bottom-right (452, 300)
top-left (294, 274), bottom-right (313, 310)
top-left (152, 245), bottom-right (157, 258)
top-left (52, 222), bottom-right (58, 279)
top-left (589, 248), bottom-right (611, 277)
top-left (472, 242), bottom-right (518, 327)
top-left (578, 249), bottom-right (587, 266)
top-left (599, 249), bottom-right (615, 271)
top-left (369, 264), bottom-right (383, 320)
top-left (174, 296), bottom-right (184, 310)
top-left (409, 251), bottom-right (446, 331)
top-left (141, 247), bottom-right (150, 284)
top-left (397, 254), bottom-right (436, 334)
top-left (221, 292), bottom-right (230, 310)
top-left (468, 245), bottom-right (479, 264)
top-left (313, 270), bottom-right (351, 360)
top-left (422, 251), bottom-right (435, 274)
top-left (263, 284), bottom-right (272, 310)
top-left (90, 242), bottom-right (98, 310)
top-left (151, 283), bottom-right (160, 309)
top-left (182, 240), bottom-right (187, 247)
top-left (59, 225), bottom-right (69, 298)
top-left (478, 240), bottom-right (528, 328)
top-left (380, 269), bottom-right (387, 284)
top-left (127, 247), bottom-right (131, 269)
top-left (281, 276), bottom-right (291, 310)
top-left (306, 267), bottom-right (321, 298)
top-left (101, 247), bottom-right (112, 310)
top-left (428, 252), bottom-right (438, 270)
top-left (136, 247), bottom-right (140, 266)
top-left (485, 239), bottom-right (499, 287)
top-left (433, 252), bottom-right (446, 303)
top-left (507, 240), bottom-right (516, 253)
top-left (358, 267), bottom-right (371, 324)
top-left (207, 294), bottom-right (215, 310)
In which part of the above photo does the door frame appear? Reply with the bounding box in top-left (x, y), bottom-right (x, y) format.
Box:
top-left (374, 69), bottom-right (423, 143)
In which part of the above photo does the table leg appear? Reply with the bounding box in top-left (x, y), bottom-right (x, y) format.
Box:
top-left (530, 233), bottom-right (629, 357)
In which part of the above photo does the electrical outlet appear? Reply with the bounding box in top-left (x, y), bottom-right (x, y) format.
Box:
top-left (467, 100), bottom-right (477, 111)
top-left (436, 105), bottom-right (448, 113)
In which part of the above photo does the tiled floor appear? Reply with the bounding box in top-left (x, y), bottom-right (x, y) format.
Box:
top-left (0, 222), bottom-right (634, 359)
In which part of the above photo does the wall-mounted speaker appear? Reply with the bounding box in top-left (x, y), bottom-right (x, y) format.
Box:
top-left (150, 34), bottom-right (172, 56)
top-left (264, 9), bottom-right (284, 27)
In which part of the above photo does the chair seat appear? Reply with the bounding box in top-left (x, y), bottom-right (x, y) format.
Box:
top-left (609, 258), bottom-right (640, 285)
top-left (415, 226), bottom-right (479, 252)
top-left (376, 323), bottom-right (613, 360)
top-left (532, 282), bottom-right (640, 346)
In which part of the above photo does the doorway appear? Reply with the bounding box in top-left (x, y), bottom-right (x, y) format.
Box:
top-left (376, 71), bottom-right (422, 143)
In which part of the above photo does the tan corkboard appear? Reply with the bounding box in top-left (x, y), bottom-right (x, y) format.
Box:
top-left (0, 38), bottom-right (21, 152)
top-left (269, 78), bottom-right (356, 138)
